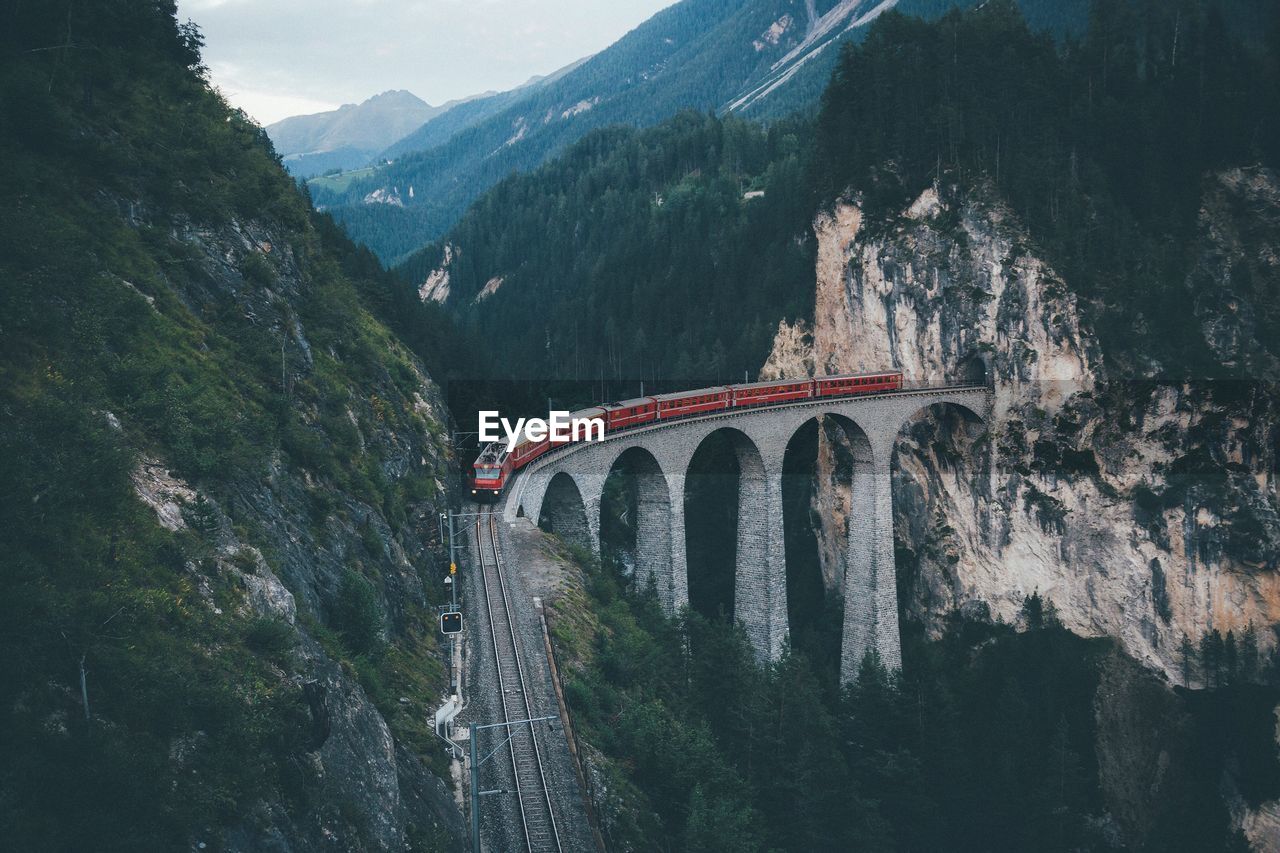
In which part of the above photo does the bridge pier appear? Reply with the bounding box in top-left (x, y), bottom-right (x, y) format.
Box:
top-left (633, 466), bottom-right (674, 608)
top-left (840, 449), bottom-right (901, 682)
top-left (735, 466), bottom-right (789, 663)
top-left (664, 474), bottom-right (689, 613)
top-left (578, 474), bottom-right (605, 557)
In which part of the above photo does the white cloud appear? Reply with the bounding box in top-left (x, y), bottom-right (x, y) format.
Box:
top-left (178, 0), bottom-right (677, 123)
top-left (217, 87), bottom-right (340, 126)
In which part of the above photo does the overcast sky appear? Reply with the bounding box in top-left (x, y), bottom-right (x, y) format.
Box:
top-left (176, 0), bottom-right (679, 126)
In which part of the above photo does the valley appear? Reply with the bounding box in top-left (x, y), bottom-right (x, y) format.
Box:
top-left (2, 0), bottom-right (1279, 851)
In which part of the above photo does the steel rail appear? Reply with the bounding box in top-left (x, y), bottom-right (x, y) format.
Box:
top-left (475, 510), bottom-right (563, 852)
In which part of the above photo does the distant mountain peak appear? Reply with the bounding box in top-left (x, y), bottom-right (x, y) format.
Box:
top-left (369, 89), bottom-right (431, 105)
top-left (266, 90), bottom-right (440, 178)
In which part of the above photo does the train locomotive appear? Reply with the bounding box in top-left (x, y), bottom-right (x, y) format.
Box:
top-left (469, 371), bottom-right (902, 499)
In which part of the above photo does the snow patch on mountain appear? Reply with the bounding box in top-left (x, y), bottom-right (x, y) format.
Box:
top-left (561, 97), bottom-right (599, 120)
top-left (473, 275), bottom-right (504, 304)
top-left (727, 0), bottom-right (900, 113)
top-left (363, 187), bottom-right (404, 207)
top-left (418, 244), bottom-right (455, 303)
top-left (753, 14), bottom-right (794, 51)
top-left (500, 118), bottom-right (528, 151)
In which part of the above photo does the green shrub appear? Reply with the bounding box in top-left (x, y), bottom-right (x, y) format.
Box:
top-left (332, 569), bottom-right (384, 656)
top-left (243, 617), bottom-right (296, 661)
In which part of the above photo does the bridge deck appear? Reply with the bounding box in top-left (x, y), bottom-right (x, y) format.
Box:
top-left (505, 383), bottom-right (989, 521)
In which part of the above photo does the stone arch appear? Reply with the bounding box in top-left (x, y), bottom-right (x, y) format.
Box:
top-left (781, 413), bottom-right (874, 675)
top-left (537, 471), bottom-right (593, 552)
top-left (600, 446), bottom-right (677, 608)
top-left (685, 427), bottom-right (785, 660)
top-left (896, 399), bottom-right (988, 435)
top-left (890, 400), bottom-right (989, 513)
top-left (887, 399), bottom-right (990, 665)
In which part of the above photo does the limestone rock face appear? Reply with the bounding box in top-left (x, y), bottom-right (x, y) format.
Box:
top-left (765, 178), bottom-right (1280, 683)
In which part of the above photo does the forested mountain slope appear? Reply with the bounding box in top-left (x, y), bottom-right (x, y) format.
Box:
top-left (315, 0), bottom-right (1097, 264)
top-left (0, 3), bottom-right (464, 849)
top-left (412, 0), bottom-right (1280, 386)
top-left (398, 111), bottom-right (817, 382)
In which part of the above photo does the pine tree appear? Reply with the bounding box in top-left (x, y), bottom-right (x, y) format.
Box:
top-left (682, 784), bottom-right (759, 853)
top-left (182, 493), bottom-right (219, 537)
top-left (1199, 630), bottom-right (1224, 689)
top-left (1223, 631), bottom-right (1238, 686)
top-left (1240, 623), bottom-right (1260, 684)
top-left (1179, 635), bottom-right (1196, 686)
top-left (1022, 590), bottom-right (1046, 630)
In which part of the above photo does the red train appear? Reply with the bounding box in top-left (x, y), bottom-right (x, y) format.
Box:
top-left (470, 371), bottom-right (902, 499)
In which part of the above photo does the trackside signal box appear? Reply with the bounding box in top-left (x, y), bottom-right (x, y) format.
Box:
top-left (440, 611), bottom-right (462, 635)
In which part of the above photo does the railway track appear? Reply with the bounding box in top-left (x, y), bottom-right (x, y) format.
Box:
top-left (474, 509), bottom-right (563, 853)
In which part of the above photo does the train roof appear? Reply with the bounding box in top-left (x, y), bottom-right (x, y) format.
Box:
top-left (604, 397), bottom-right (655, 410)
top-left (474, 442), bottom-right (507, 465)
top-left (651, 386), bottom-right (732, 402)
top-left (731, 377), bottom-right (812, 391)
top-left (816, 370), bottom-right (902, 380)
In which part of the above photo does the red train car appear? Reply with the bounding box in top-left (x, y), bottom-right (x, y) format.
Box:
top-left (565, 407), bottom-right (607, 443)
top-left (470, 372), bottom-right (906, 499)
top-left (603, 397), bottom-right (658, 431)
top-left (470, 443), bottom-right (510, 500)
top-left (731, 378), bottom-right (814, 407)
top-left (654, 387), bottom-right (732, 420)
top-left (511, 436), bottom-right (551, 468)
top-left (815, 371), bottom-right (902, 398)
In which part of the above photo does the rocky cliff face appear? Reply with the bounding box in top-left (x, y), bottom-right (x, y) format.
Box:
top-left (763, 173), bottom-right (1280, 683)
top-left (764, 172), bottom-right (1280, 847)
top-left (123, 212), bottom-right (465, 850)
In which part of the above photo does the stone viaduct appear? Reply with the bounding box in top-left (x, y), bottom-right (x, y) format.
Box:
top-left (500, 386), bottom-right (990, 682)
